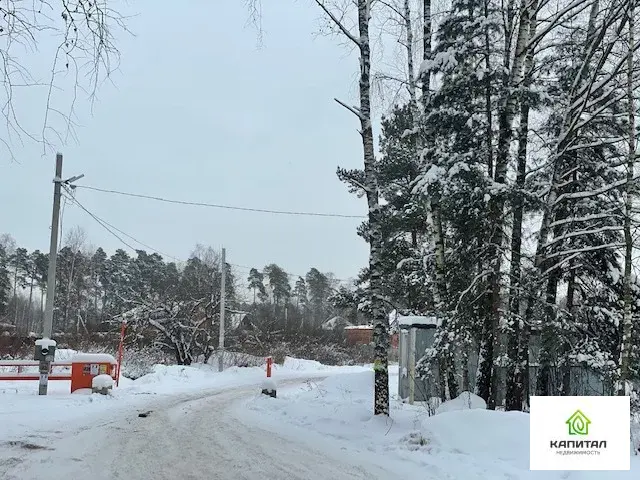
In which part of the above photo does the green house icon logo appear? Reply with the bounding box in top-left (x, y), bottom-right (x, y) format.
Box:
top-left (566, 410), bottom-right (591, 435)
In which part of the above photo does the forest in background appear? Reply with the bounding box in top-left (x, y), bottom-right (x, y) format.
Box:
top-left (0, 228), bottom-right (363, 365)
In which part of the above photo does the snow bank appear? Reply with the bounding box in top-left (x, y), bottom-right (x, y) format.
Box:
top-left (239, 368), bottom-right (639, 479)
top-left (92, 374), bottom-right (114, 389)
top-left (282, 356), bottom-right (328, 371)
top-left (281, 356), bottom-right (372, 373)
top-left (435, 391), bottom-right (486, 414)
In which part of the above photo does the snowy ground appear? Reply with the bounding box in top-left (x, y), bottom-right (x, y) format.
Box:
top-left (2, 354), bottom-right (638, 479)
top-left (239, 365), bottom-right (640, 480)
top-left (0, 354), bottom-right (371, 479)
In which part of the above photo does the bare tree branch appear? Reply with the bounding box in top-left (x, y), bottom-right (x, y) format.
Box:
top-left (0, 1), bottom-right (129, 161)
top-left (313, 0), bottom-right (361, 46)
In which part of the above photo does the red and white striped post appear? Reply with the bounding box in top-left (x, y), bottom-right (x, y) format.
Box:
top-left (266, 356), bottom-right (272, 378)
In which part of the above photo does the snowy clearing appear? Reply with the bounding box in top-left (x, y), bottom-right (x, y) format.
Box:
top-left (239, 365), bottom-right (640, 479)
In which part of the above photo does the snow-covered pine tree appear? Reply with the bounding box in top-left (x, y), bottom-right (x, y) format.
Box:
top-left (529, 0), bottom-right (634, 396)
top-left (369, 103), bottom-right (432, 314)
top-left (248, 268), bottom-right (266, 305)
top-left (102, 249), bottom-right (133, 318)
top-left (414, 0), bottom-right (501, 404)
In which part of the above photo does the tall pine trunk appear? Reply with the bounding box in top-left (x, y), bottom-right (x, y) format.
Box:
top-left (536, 267), bottom-right (560, 396)
top-left (562, 263), bottom-right (576, 396)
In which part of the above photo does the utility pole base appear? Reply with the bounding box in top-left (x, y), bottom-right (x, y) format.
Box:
top-left (38, 361), bottom-right (50, 395)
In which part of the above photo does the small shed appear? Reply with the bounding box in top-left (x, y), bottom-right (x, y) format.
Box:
top-left (397, 315), bottom-right (440, 404)
top-left (344, 325), bottom-right (399, 348)
top-left (344, 325), bottom-right (373, 345)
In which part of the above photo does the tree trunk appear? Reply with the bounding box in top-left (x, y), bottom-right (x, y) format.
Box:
top-left (27, 277), bottom-right (34, 333)
top-left (484, 0), bottom-right (494, 178)
top-left (355, 0), bottom-right (389, 416)
top-left (561, 264), bottom-right (576, 396)
top-left (505, 87), bottom-right (530, 411)
top-left (504, 9), bottom-right (537, 411)
top-left (13, 266), bottom-right (18, 325)
top-left (536, 267), bottom-right (560, 396)
top-left (461, 344), bottom-right (470, 392)
top-left (478, 0), bottom-right (539, 410)
top-left (475, 291), bottom-right (494, 402)
top-left (519, 295), bottom-right (533, 410)
top-left (618, 0), bottom-right (635, 396)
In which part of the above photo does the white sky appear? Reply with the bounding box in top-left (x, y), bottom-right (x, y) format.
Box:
top-left (0, 0), bottom-right (376, 283)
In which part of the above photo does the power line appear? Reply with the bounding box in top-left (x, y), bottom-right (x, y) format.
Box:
top-left (73, 198), bottom-right (184, 262)
top-left (75, 185), bottom-right (367, 219)
top-left (63, 189), bottom-right (142, 255)
top-left (64, 190), bottom-right (354, 285)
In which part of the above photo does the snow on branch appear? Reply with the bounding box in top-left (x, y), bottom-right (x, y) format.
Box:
top-left (541, 225), bottom-right (624, 249)
top-left (553, 178), bottom-right (630, 205)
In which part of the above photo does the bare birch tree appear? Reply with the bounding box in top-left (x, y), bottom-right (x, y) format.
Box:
top-left (314, 0), bottom-right (390, 415)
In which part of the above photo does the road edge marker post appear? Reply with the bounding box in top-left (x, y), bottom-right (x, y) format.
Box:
top-left (261, 356), bottom-right (276, 398)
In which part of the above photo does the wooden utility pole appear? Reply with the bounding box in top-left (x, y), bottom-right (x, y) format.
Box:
top-left (39, 153), bottom-right (63, 395)
top-left (218, 247), bottom-right (226, 372)
top-left (38, 153), bottom-right (84, 395)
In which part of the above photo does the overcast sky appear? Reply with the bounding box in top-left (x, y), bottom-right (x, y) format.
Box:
top-left (0, 0), bottom-right (374, 284)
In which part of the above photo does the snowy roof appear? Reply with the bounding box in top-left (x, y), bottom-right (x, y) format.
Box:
top-left (344, 325), bottom-right (373, 330)
top-left (321, 316), bottom-right (353, 330)
top-left (71, 353), bottom-right (117, 364)
top-left (229, 312), bottom-right (248, 330)
top-left (397, 315), bottom-right (439, 329)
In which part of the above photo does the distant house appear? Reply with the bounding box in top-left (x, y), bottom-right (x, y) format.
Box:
top-left (344, 324), bottom-right (399, 348)
top-left (321, 316), bottom-right (353, 331)
top-left (228, 311), bottom-right (253, 330)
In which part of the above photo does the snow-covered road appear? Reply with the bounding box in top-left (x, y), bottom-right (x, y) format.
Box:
top-left (1, 383), bottom-right (394, 480)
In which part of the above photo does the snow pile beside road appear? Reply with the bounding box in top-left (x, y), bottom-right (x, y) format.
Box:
top-left (240, 369), bottom-right (639, 479)
top-left (435, 390), bottom-right (486, 414)
top-left (280, 356), bottom-right (372, 373)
